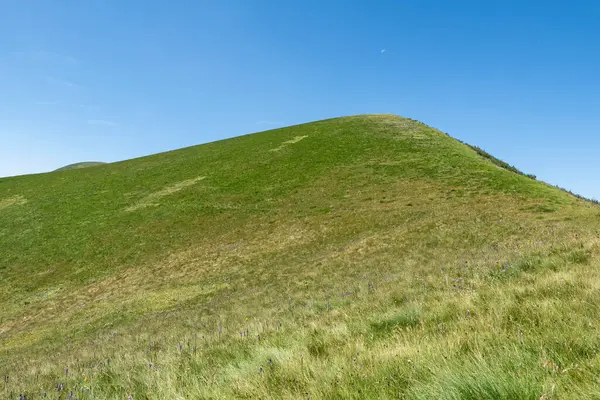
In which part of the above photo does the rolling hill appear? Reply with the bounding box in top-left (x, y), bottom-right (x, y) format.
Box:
top-left (1, 115), bottom-right (599, 399)
top-left (55, 161), bottom-right (107, 171)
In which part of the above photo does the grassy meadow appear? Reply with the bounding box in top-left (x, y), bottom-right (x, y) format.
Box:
top-left (1, 115), bottom-right (600, 399)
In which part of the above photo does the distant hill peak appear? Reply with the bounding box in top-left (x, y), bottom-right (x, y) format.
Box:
top-left (55, 161), bottom-right (106, 171)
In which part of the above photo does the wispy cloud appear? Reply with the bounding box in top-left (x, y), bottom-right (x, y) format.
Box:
top-left (381, 49), bottom-right (386, 54)
top-left (78, 104), bottom-right (102, 112)
top-left (35, 101), bottom-right (58, 106)
top-left (257, 120), bottom-right (285, 126)
top-left (45, 76), bottom-right (82, 88)
top-left (19, 50), bottom-right (81, 65)
top-left (87, 119), bottom-right (118, 127)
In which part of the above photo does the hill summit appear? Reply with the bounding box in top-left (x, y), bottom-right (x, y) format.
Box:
top-left (55, 161), bottom-right (107, 171)
top-left (1, 115), bottom-right (599, 399)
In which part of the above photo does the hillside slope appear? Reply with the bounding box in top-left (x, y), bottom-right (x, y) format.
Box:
top-left (1, 115), bottom-right (599, 399)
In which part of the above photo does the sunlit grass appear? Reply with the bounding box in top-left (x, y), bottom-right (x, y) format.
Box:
top-left (1, 115), bottom-right (599, 398)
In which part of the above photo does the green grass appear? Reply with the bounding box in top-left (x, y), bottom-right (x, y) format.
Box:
top-left (1, 114), bottom-right (600, 399)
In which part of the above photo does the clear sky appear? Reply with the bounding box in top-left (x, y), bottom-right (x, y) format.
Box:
top-left (1, 1), bottom-right (599, 199)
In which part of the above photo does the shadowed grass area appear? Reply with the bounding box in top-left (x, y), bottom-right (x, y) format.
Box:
top-left (1, 114), bottom-right (600, 399)
top-left (370, 306), bottom-right (422, 337)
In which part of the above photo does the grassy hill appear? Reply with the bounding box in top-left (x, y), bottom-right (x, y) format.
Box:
top-left (55, 161), bottom-right (107, 171)
top-left (1, 114), bottom-right (599, 399)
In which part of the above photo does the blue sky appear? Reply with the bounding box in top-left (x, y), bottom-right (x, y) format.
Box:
top-left (1, 1), bottom-right (599, 199)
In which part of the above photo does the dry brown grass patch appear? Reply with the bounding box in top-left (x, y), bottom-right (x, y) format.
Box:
top-left (269, 135), bottom-right (309, 152)
top-left (125, 176), bottom-right (206, 211)
top-left (0, 195), bottom-right (27, 210)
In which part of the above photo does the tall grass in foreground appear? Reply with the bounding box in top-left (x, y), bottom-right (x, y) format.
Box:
top-left (4, 241), bottom-right (600, 399)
